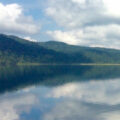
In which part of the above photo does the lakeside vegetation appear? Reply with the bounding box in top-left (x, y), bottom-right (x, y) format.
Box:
top-left (17, 63), bottom-right (120, 66)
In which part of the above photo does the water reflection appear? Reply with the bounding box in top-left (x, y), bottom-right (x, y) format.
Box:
top-left (0, 65), bottom-right (120, 120)
top-left (47, 80), bottom-right (120, 105)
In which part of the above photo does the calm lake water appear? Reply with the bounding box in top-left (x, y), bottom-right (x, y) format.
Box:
top-left (0, 65), bottom-right (120, 120)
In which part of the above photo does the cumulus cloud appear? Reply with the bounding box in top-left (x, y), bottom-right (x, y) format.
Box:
top-left (47, 24), bottom-right (120, 49)
top-left (0, 3), bottom-right (39, 35)
top-left (46, 0), bottom-right (120, 49)
top-left (46, 0), bottom-right (120, 28)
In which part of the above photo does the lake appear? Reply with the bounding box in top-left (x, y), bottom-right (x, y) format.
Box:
top-left (0, 65), bottom-right (120, 120)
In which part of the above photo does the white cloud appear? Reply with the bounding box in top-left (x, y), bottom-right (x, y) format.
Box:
top-left (46, 0), bottom-right (120, 28)
top-left (0, 3), bottom-right (39, 35)
top-left (104, 0), bottom-right (120, 16)
top-left (101, 111), bottom-right (120, 120)
top-left (24, 36), bottom-right (37, 42)
top-left (46, 0), bottom-right (120, 49)
top-left (47, 30), bottom-right (79, 45)
top-left (47, 24), bottom-right (120, 49)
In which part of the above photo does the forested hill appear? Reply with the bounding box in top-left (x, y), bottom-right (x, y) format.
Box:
top-left (39, 41), bottom-right (120, 63)
top-left (0, 33), bottom-right (120, 65)
top-left (0, 34), bottom-right (72, 65)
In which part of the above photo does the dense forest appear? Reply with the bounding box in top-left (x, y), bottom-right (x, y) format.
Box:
top-left (1, 33), bottom-right (120, 65)
top-left (0, 34), bottom-right (71, 65)
top-left (39, 41), bottom-right (120, 63)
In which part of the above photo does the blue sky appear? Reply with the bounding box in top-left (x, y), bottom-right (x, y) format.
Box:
top-left (1, 0), bottom-right (120, 49)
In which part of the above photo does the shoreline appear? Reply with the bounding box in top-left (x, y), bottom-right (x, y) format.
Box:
top-left (17, 63), bottom-right (120, 66)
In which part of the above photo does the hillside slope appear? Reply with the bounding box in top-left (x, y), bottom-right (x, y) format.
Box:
top-left (1, 34), bottom-right (120, 65)
top-left (0, 34), bottom-right (74, 65)
top-left (39, 41), bottom-right (120, 63)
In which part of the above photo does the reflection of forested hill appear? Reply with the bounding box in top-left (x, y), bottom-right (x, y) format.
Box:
top-left (1, 66), bottom-right (120, 94)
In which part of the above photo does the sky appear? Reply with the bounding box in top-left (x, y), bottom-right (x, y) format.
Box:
top-left (1, 0), bottom-right (120, 49)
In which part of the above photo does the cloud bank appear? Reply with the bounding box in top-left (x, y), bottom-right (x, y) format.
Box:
top-left (46, 0), bottom-right (120, 49)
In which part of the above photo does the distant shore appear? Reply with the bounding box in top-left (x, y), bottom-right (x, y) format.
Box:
top-left (17, 63), bottom-right (120, 66)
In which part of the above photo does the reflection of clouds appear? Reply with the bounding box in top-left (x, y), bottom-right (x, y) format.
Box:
top-left (101, 111), bottom-right (120, 120)
top-left (0, 93), bottom-right (37, 120)
top-left (21, 86), bottom-right (35, 92)
top-left (43, 100), bottom-right (120, 120)
top-left (43, 101), bottom-right (92, 120)
top-left (47, 79), bottom-right (120, 105)
top-left (1, 78), bottom-right (120, 120)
